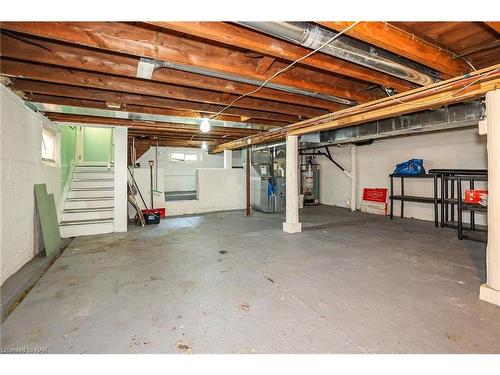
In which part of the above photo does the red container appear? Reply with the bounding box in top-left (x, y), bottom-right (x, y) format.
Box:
top-left (464, 190), bottom-right (488, 205)
top-left (363, 188), bottom-right (388, 203)
top-left (141, 208), bottom-right (166, 219)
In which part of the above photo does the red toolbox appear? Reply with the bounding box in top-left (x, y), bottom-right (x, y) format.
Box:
top-left (141, 208), bottom-right (166, 219)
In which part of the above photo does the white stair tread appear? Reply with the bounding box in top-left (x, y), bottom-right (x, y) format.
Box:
top-left (60, 218), bottom-right (114, 226)
top-left (72, 178), bottom-right (114, 181)
top-left (63, 207), bottom-right (114, 213)
top-left (66, 196), bottom-right (114, 200)
top-left (69, 187), bottom-right (114, 191)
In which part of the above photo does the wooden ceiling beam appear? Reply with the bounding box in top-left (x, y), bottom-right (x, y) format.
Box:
top-left (0, 58), bottom-right (325, 118)
top-left (0, 32), bottom-right (345, 111)
top-left (211, 64), bottom-right (500, 153)
top-left (317, 22), bottom-right (470, 78)
top-left (45, 113), bottom-right (259, 136)
top-left (25, 93), bottom-right (279, 126)
top-left (0, 22), bottom-right (376, 102)
top-left (484, 22), bottom-right (500, 34)
top-left (147, 22), bottom-right (416, 92)
top-left (131, 139), bottom-right (215, 151)
top-left (255, 56), bottom-right (276, 74)
top-left (9, 79), bottom-right (296, 124)
top-left (127, 130), bottom-right (246, 139)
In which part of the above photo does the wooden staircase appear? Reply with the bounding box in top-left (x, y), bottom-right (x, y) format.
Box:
top-left (59, 164), bottom-right (115, 237)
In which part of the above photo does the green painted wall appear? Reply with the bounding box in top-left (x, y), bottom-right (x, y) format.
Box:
top-left (59, 125), bottom-right (77, 191)
top-left (83, 127), bottom-right (113, 162)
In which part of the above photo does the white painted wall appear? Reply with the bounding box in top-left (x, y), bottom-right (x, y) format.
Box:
top-left (165, 168), bottom-right (245, 216)
top-left (136, 146), bottom-right (242, 192)
top-left (130, 167), bottom-right (166, 212)
top-left (1, 85), bottom-right (61, 284)
top-left (318, 127), bottom-right (487, 223)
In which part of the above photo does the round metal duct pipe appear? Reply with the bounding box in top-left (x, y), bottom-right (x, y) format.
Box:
top-left (237, 22), bottom-right (439, 87)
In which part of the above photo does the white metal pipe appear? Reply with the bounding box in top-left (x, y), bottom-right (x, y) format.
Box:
top-left (223, 149), bottom-right (233, 169)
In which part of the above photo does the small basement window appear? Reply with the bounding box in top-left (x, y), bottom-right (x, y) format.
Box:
top-left (41, 128), bottom-right (56, 162)
top-left (184, 154), bottom-right (198, 162)
top-left (171, 152), bottom-right (185, 161)
top-left (171, 153), bottom-right (198, 162)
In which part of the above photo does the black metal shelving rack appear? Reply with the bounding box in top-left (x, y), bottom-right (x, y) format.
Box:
top-left (456, 175), bottom-right (488, 242)
top-left (389, 169), bottom-right (488, 241)
top-left (389, 173), bottom-right (440, 227)
top-left (428, 169), bottom-right (487, 230)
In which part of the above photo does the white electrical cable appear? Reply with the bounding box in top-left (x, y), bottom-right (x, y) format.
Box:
top-left (210, 21), bottom-right (361, 121)
top-left (383, 66), bottom-right (500, 107)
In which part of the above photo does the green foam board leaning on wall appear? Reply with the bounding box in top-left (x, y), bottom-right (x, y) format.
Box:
top-left (34, 184), bottom-right (63, 256)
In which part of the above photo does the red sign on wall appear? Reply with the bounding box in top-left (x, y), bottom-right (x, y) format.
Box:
top-left (362, 188), bottom-right (388, 203)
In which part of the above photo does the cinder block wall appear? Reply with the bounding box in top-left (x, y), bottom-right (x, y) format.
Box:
top-left (319, 127), bottom-right (487, 223)
top-left (137, 146), bottom-right (242, 192)
top-left (165, 168), bottom-right (245, 216)
top-left (1, 85), bottom-right (61, 284)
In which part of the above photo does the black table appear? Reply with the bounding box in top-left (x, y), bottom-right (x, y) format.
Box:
top-left (389, 173), bottom-right (440, 227)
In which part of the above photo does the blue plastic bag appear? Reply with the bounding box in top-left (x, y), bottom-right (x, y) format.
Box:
top-left (394, 159), bottom-right (425, 176)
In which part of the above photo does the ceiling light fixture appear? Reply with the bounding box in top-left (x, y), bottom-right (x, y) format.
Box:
top-left (200, 118), bottom-right (211, 133)
top-left (105, 102), bottom-right (122, 109)
top-left (201, 142), bottom-right (208, 150)
top-left (136, 58), bottom-right (157, 79)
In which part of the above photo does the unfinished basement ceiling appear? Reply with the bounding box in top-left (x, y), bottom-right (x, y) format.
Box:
top-left (0, 21), bottom-right (499, 152)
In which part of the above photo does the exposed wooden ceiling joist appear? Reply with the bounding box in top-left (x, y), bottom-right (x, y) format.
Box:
top-left (484, 22), bottom-right (500, 34)
top-left (47, 113), bottom-right (259, 137)
top-left (147, 22), bottom-right (416, 92)
top-left (0, 32), bottom-right (347, 111)
top-left (211, 64), bottom-right (500, 153)
top-left (131, 139), bottom-right (213, 156)
top-left (0, 22), bottom-right (376, 103)
top-left (317, 21), bottom-right (470, 78)
top-left (9, 79), bottom-right (297, 124)
top-left (27, 94), bottom-right (286, 128)
top-left (1, 58), bottom-right (326, 118)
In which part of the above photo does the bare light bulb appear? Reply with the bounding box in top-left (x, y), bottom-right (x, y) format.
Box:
top-left (200, 118), bottom-right (211, 133)
top-left (201, 142), bottom-right (208, 150)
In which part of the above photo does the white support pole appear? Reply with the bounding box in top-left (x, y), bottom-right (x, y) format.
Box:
top-left (350, 144), bottom-right (357, 212)
top-left (480, 89), bottom-right (500, 306)
top-left (113, 126), bottom-right (128, 233)
top-left (224, 149), bottom-right (233, 169)
top-left (283, 135), bottom-right (302, 233)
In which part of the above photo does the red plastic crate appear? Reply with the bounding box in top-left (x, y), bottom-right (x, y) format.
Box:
top-left (464, 190), bottom-right (488, 205)
top-left (141, 208), bottom-right (166, 219)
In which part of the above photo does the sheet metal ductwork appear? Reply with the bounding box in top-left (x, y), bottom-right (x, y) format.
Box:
top-left (138, 57), bottom-right (356, 106)
top-left (317, 100), bottom-right (484, 145)
top-left (237, 22), bottom-right (439, 87)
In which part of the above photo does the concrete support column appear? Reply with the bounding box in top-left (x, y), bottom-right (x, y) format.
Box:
top-left (224, 149), bottom-right (233, 169)
top-left (113, 126), bottom-right (128, 233)
top-left (480, 89), bottom-right (500, 306)
top-left (283, 135), bottom-right (302, 233)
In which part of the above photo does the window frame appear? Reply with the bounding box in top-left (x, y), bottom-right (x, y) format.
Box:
top-left (170, 152), bottom-right (185, 162)
top-left (41, 127), bottom-right (57, 163)
top-left (184, 154), bottom-right (198, 162)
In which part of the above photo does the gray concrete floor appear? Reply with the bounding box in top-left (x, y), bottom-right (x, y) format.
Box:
top-left (1, 206), bottom-right (499, 353)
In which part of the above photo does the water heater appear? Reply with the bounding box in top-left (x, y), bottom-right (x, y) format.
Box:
top-left (301, 156), bottom-right (320, 205)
